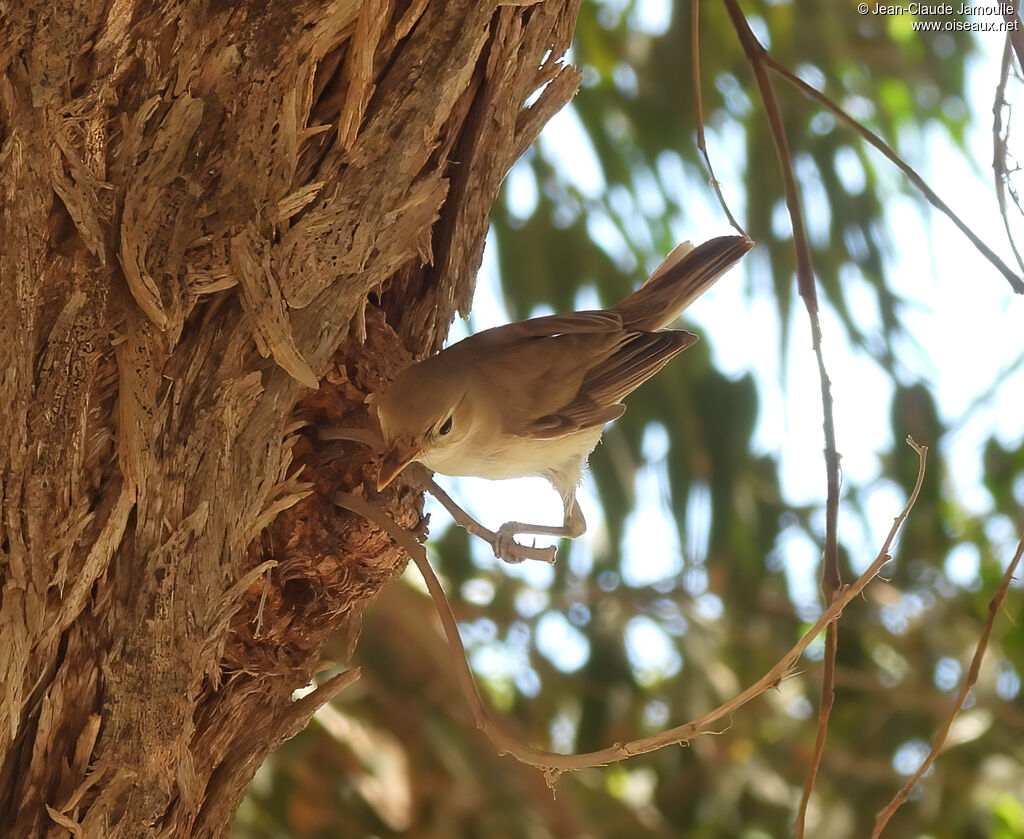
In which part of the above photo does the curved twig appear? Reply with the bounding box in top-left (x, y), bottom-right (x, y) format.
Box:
top-left (873, 530), bottom-right (1024, 836)
top-left (333, 436), bottom-right (926, 776)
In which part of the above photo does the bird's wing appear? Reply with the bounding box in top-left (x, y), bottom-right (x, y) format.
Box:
top-left (523, 402), bottom-right (626, 438)
top-left (471, 310), bottom-right (622, 346)
top-left (582, 330), bottom-right (697, 404)
top-left (517, 331), bottom-right (696, 439)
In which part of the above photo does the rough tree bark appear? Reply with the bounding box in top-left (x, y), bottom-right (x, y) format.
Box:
top-left (0, 0), bottom-right (581, 835)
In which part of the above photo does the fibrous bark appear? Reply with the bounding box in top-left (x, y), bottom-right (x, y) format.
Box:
top-left (0, 0), bottom-right (581, 835)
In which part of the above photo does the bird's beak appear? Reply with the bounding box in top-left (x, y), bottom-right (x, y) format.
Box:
top-left (377, 439), bottom-right (421, 491)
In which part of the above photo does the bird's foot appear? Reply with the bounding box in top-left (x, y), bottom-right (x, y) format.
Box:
top-left (493, 523), bottom-right (526, 564)
top-left (491, 523), bottom-right (558, 564)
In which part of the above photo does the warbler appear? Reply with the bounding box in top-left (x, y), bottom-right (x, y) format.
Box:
top-left (375, 234), bottom-right (753, 561)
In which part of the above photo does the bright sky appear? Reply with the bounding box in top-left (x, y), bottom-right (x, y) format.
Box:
top-left (413, 26), bottom-right (1023, 697)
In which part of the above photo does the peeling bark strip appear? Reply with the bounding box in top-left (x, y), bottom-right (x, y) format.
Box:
top-left (0, 0), bottom-right (582, 836)
top-left (231, 224), bottom-right (319, 388)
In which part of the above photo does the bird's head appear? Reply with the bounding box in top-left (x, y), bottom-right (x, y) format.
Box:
top-left (374, 356), bottom-right (471, 490)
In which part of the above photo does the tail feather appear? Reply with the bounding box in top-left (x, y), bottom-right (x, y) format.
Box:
top-left (612, 235), bottom-right (754, 331)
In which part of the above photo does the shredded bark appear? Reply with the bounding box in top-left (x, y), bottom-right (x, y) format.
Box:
top-left (0, 0), bottom-right (582, 835)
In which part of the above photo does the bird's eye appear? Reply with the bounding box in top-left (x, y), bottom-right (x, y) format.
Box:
top-left (438, 416), bottom-right (453, 436)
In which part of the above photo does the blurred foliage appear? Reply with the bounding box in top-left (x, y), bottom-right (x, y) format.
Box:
top-left (235, 2), bottom-right (1024, 838)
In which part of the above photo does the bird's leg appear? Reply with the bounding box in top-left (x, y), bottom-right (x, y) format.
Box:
top-left (407, 465), bottom-right (557, 564)
top-left (493, 496), bottom-right (587, 563)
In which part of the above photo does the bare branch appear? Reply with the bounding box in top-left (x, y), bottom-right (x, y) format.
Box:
top-left (872, 529), bottom-right (1024, 836)
top-left (795, 622), bottom-right (838, 837)
top-left (334, 437), bottom-right (927, 776)
top-left (719, 0), bottom-right (842, 596)
top-left (720, 7), bottom-right (844, 828)
top-left (761, 51), bottom-right (1024, 294)
top-left (690, 0), bottom-right (746, 234)
top-left (722, 0), bottom-right (817, 311)
top-left (992, 36), bottom-right (1024, 277)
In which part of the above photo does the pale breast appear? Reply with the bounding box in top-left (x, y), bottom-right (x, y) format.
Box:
top-left (420, 425), bottom-right (605, 495)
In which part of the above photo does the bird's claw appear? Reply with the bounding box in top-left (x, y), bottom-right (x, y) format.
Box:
top-left (492, 523), bottom-right (558, 564)
top-left (494, 523), bottom-right (525, 564)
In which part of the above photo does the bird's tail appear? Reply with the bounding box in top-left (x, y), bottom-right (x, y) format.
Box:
top-left (612, 234), bottom-right (754, 331)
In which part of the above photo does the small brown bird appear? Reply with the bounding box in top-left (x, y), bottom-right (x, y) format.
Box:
top-left (375, 234), bottom-right (753, 561)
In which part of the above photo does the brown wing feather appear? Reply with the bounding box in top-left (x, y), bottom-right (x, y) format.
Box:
top-left (470, 310), bottom-right (622, 347)
top-left (526, 403), bottom-right (625, 439)
top-left (582, 330), bottom-right (695, 404)
top-left (518, 331), bottom-right (695, 438)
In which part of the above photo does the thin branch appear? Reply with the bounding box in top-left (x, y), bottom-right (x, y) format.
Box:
top-left (333, 436), bottom-right (927, 776)
top-left (833, 665), bottom-right (1024, 734)
top-left (872, 529), bottom-right (1024, 837)
top-left (795, 621), bottom-right (837, 835)
top-left (721, 0), bottom-right (842, 587)
top-left (992, 36), bottom-right (1024, 277)
top-left (719, 0), bottom-right (842, 596)
top-left (796, 348), bottom-right (843, 839)
top-left (760, 51), bottom-right (1024, 295)
top-left (720, 7), bottom-right (844, 830)
top-left (690, 0), bottom-right (746, 234)
top-left (722, 0), bottom-right (817, 310)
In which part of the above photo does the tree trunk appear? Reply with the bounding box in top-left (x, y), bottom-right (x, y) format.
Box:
top-left (0, 1), bottom-right (580, 835)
